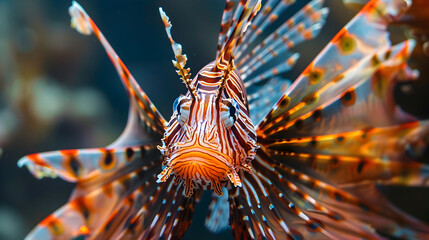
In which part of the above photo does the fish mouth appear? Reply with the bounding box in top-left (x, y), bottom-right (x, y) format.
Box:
top-left (156, 147), bottom-right (242, 197)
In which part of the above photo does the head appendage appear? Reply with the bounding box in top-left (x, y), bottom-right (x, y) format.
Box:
top-left (159, 8), bottom-right (197, 98)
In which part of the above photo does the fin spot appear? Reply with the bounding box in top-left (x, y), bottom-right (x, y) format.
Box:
top-left (302, 92), bottom-right (319, 105)
top-left (312, 108), bottom-right (322, 122)
top-left (100, 149), bottom-right (117, 171)
top-left (125, 147), bottom-right (135, 161)
top-left (279, 96), bottom-right (291, 108)
top-left (338, 33), bottom-right (356, 55)
top-left (340, 88), bottom-right (356, 106)
top-left (307, 68), bottom-right (325, 84)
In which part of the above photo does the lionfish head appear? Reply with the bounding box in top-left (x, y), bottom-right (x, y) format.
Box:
top-left (157, 63), bottom-right (258, 197)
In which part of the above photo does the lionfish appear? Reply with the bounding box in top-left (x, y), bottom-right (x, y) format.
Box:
top-left (18, 0), bottom-right (429, 239)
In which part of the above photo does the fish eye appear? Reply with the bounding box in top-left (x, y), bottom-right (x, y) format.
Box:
top-left (220, 99), bottom-right (240, 128)
top-left (173, 96), bottom-right (181, 115)
top-left (173, 95), bottom-right (191, 126)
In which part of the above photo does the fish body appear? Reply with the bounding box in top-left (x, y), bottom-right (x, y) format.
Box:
top-left (158, 62), bottom-right (258, 197)
top-left (18, 0), bottom-right (429, 239)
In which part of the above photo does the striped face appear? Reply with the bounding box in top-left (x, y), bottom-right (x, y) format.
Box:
top-left (157, 63), bottom-right (258, 197)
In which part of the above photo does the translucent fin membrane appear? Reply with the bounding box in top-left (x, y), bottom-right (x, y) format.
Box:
top-left (18, 145), bottom-right (157, 183)
top-left (21, 140), bottom-right (201, 239)
top-left (244, 53), bottom-right (299, 88)
top-left (228, 0), bottom-right (327, 125)
top-left (236, 0), bottom-right (297, 57)
top-left (215, 0), bottom-right (261, 71)
top-left (258, 0), bottom-right (411, 130)
top-left (228, 150), bottom-right (429, 239)
top-left (237, 1), bottom-right (328, 67)
top-left (69, 1), bottom-right (165, 135)
top-left (205, 188), bottom-right (230, 233)
top-left (235, 0), bottom-right (282, 56)
top-left (23, 145), bottom-right (159, 239)
top-left (260, 40), bottom-right (416, 138)
top-left (248, 77), bottom-right (292, 124)
top-left (248, 0), bottom-right (429, 238)
top-left (240, 23), bottom-right (324, 79)
top-left (216, 0), bottom-right (235, 57)
top-left (21, 2), bottom-right (201, 239)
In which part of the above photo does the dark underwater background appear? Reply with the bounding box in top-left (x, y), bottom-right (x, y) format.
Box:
top-left (0, 0), bottom-right (428, 239)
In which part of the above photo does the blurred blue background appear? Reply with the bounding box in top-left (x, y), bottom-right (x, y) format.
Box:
top-left (0, 0), bottom-right (428, 239)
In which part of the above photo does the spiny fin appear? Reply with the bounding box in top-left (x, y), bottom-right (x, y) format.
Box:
top-left (215, 0), bottom-right (262, 71)
top-left (258, 0), bottom-right (411, 130)
top-left (159, 8), bottom-right (196, 96)
top-left (23, 148), bottom-right (162, 239)
top-left (69, 1), bottom-right (166, 138)
top-left (216, 0), bottom-right (236, 57)
top-left (237, 0), bottom-right (298, 56)
top-left (205, 188), bottom-right (230, 233)
top-left (248, 77), bottom-right (292, 124)
top-left (260, 40), bottom-right (416, 138)
top-left (231, 150), bottom-right (429, 239)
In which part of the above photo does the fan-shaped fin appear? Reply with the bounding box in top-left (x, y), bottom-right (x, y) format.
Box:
top-left (230, 150), bottom-right (429, 239)
top-left (265, 120), bottom-right (429, 161)
top-left (18, 144), bottom-right (158, 183)
top-left (248, 77), bottom-right (292, 124)
top-left (239, 23), bottom-right (324, 78)
top-left (235, 0), bottom-right (282, 56)
top-left (216, 0), bottom-right (236, 57)
top-left (260, 40), bottom-right (416, 138)
top-left (93, 180), bottom-right (201, 239)
top-left (237, 1), bottom-right (328, 68)
top-left (23, 148), bottom-right (161, 240)
top-left (244, 53), bottom-right (299, 88)
top-left (236, 0), bottom-right (298, 58)
top-left (205, 188), bottom-right (230, 233)
top-left (215, 0), bottom-right (262, 71)
top-left (69, 1), bottom-right (166, 136)
top-left (258, 0), bottom-right (411, 130)
top-left (21, 141), bottom-right (201, 240)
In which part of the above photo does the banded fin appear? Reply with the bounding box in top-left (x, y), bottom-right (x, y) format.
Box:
top-left (215, 0), bottom-right (262, 71)
top-left (18, 144), bottom-right (157, 183)
top-left (244, 53), bottom-right (298, 88)
top-left (248, 77), bottom-right (292, 124)
top-left (69, 1), bottom-right (166, 137)
top-left (237, 0), bottom-right (327, 62)
top-left (93, 180), bottom-right (201, 239)
top-left (236, 0), bottom-right (297, 57)
top-left (228, 150), bottom-right (429, 239)
top-left (233, 0), bottom-right (328, 125)
top-left (235, 0), bottom-right (282, 56)
top-left (23, 146), bottom-right (161, 239)
top-left (258, 0), bottom-right (411, 130)
top-left (20, 141), bottom-right (201, 239)
top-left (216, 0), bottom-right (235, 57)
top-left (205, 188), bottom-right (230, 233)
top-left (240, 22), bottom-right (324, 79)
top-left (260, 40), bottom-right (416, 138)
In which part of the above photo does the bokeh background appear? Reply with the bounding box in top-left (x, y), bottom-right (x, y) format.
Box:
top-left (0, 0), bottom-right (428, 239)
